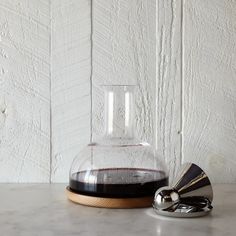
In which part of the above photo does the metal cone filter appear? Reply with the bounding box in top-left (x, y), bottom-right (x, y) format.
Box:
top-left (153, 163), bottom-right (213, 218)
top-left (173, 163), bottom-right (213, 202)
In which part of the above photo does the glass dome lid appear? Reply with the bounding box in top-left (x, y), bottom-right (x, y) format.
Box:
top-left (67, 85), bottom-right (168, 208)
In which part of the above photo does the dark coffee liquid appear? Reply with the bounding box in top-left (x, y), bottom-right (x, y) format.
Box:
top-left (69, 168), bottom-right (168, 198)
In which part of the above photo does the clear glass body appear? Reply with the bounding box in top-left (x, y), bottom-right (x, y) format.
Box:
top-left (69, 85), bottom-right (168, 198)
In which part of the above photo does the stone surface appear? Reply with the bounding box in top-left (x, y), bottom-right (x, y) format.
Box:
top-left (0, 184), bottom-right (235, 236)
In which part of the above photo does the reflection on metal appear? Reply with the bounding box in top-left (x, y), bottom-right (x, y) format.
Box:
top-left (153, 163), bottom-right (213, 218)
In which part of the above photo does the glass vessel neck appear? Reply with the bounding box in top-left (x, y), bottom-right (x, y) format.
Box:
top-left (104, 85), bottom-right (135, 139)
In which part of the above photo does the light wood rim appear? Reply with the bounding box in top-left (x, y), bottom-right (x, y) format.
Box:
top-left (66, 187), bottom-right (153, 208)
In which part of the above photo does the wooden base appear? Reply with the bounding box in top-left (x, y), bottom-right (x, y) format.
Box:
top-left (66, 187), bottom-right (153, 208)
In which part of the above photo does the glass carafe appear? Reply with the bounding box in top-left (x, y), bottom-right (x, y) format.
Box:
top-left (68, 85), bottom-right (168, 207)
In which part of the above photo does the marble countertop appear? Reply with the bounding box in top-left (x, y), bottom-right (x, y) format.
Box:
top-left (0, 184), bottom-right (235, 236)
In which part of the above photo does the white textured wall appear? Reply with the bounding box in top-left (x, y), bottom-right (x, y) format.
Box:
top-left (51, 0), bottom-right (91, 182)
top-left (92, 0), bottom-right (156, 146)
top-left (157, 0), bottom-right (182, 181)
top-left (0, 0), bottom-right (50, 182)
top-left (183, 0), bottom-right (236, 182)
top-left (0, 0), bottom-right (236, 183)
